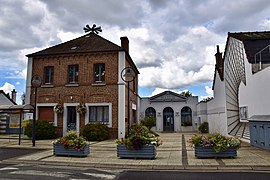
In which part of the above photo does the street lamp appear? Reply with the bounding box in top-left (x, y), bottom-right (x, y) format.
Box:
top-left (121, 67), bottom-right (136, 136)
top-left (31, 75), bottom-right (42, 147)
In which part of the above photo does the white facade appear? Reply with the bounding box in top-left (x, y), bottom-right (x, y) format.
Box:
top-left (203, 32), bottom-right (270, 140)
top-left (140, 91), bottom-right (198, 132)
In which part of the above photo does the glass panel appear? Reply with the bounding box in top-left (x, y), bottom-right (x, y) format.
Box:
top-left (89, 106), bottom-right (109, 123)
top-left (94, 64), bottom-right (105, 82)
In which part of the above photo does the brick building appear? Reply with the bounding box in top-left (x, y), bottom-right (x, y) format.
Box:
top-left (25, 32), bottom-right (139, 138)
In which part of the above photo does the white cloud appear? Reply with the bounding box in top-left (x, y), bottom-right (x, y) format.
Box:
top-left (205, 85), bottom-right (213, 97)
top-left (0, 82), bottom-right (15, 93)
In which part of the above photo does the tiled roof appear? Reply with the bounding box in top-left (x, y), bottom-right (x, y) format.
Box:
top-left (229, 31), bottom-right (270, 63)
top-left (26, 33), bottom-right (123, 57)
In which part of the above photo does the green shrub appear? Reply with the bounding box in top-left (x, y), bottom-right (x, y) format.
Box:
top-left (198, 122), bottom-right (209, 133)
top-left (141, 116), bottom-right (156, 130)
top-left (24, 120), bottom-right (55, 140)
top-left (81, 122), bottom-right (109, 141)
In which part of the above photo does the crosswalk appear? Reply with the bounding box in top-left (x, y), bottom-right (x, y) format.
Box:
top-left (0, 164), bottom-right (119, 179)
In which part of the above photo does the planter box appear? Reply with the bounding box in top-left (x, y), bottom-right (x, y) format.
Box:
top-left (194, 146), bottom-right (237, 158)
top-left (53, 144), bottom-right (90, 157)
top-left (117, 144), bottom-right (156, 159)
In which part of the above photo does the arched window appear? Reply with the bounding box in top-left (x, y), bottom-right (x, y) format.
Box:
top-left (181, 106), bottom-right (192, 126)
top-left (145, 107), bottom-right (156, 117)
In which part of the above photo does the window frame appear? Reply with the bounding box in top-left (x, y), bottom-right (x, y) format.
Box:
top-left (93, 63), bottom-right (105, 82)
top-left (44, 66), bottom-right (54, 84)
top-left (68, 64), bottom-right (79, 84)
top-left (86, 103), bottom-right (112, 127)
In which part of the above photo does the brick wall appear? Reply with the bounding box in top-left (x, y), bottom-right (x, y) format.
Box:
top-left (30, 52), bottom-right (121, 136)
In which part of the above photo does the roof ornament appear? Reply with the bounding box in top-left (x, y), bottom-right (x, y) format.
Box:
top-left (83, 24), bottom-right (102, 34)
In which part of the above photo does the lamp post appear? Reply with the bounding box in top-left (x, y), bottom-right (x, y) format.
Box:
top-left (31, 75), bottom-right (42, 147)
top-left (121, 67), bottom-right (136, 136)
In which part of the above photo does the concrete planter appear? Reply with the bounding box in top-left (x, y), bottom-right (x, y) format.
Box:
top-left (117, 144), bottom-right (156, 159)
top-left (53, 144), bottom-right (90, 157)
top-left (195, 146), bottom-right (237, 158)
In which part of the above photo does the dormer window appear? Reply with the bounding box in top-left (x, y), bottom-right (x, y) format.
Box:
top-left (68, 64), bottom-right (79, 83)
top-left (94, 63), bottom-right (105, 82)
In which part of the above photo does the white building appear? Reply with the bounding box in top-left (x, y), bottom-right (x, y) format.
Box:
top-left (202, 31), bottom-right (270, 140)
top-left (140, 91), bottom-right (198, 132)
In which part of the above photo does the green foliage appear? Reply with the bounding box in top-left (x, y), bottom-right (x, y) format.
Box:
top-left (24, 120), bottom-right (55, 140)
top-left (180, 91), bottom-right (192, 97)
top-left (115, 124), bottom-right (162, 150)
top-left (208, 134), bottom-right (228, 152)
top-left (198, 122), bottom-right (209, 133)
top-left (53, 130), bottom-right (88, 150)
top-left (191, 135), bottom-right (203, 146)
top-left (81, 122), bottom-right (109, 141)
top-left (190, 133), bottom-right (241, 152)
top-left (141, 116), bottom-right (156, 130)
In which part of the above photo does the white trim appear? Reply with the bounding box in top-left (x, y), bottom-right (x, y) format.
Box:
top-left (118, 51), bottom-right (125, 138)
top-left (85, 103), bottom-right (112, 127)
top-left (63, 103), bottom-right (80, 134)
top-left (25, 57), bottom-right (33, 104)
top-left (36, 103), bottom-right (58, 126)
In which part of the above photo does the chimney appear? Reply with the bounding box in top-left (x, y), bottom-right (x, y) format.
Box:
top-left (215, 45), bottom-right (224, 80)
top-left (120, 36), bottom-right (129, 53)
top-left (11, 89), bottom-right (17, 103)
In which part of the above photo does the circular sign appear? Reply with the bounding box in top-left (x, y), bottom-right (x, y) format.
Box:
top-left (31, 75), bottom-right (42, 88)
top-left (121, 67), bottom-right (136, 82)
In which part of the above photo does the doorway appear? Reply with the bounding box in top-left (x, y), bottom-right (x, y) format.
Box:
top-left (67, 106), bottom-right (76, 131)
top-left (163, 107), bottom-right (174, 131)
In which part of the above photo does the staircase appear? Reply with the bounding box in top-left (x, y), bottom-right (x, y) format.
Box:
top-left (229, 122), bottom-right (250, 140)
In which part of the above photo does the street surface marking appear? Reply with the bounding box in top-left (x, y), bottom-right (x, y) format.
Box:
top-left (83, 172), bottom-right (116, 179)
top-left (10, 170), bottom-right (71, 178)
top-left (0, 167), bottom-right (19, 171)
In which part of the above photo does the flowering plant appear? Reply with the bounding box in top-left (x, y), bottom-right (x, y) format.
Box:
top-left (53, 130), bottom-right (89, 150)
top-left (76, 104), bottom-right (86, 114)
top-left (190, 134), bottom-right (241, 152)
top-left (115, 125), bottom-right (162, 150)
top-left (54, 104), bottom-right (63, 114)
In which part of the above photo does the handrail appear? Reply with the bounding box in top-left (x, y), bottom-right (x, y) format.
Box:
top-left (254, 44), bottom-right (270, 70)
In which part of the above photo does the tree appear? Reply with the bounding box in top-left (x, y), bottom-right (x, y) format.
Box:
top-left (181, 91), bottom-right (192, 97)
top-left (21, 92), bottom-right (25, 105)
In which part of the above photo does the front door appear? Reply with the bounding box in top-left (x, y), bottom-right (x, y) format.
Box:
top-left (163, 107), bottom-right (174, 131)
top-left (67, 106), bottom-right (76, 131)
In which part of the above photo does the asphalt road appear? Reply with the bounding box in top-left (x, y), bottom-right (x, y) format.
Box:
top-left (0, 163), bottom-right (120, 179)
top-left (116, 170), bottom-right (270, 180)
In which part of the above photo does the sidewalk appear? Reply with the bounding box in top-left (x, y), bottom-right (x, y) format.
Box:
top-left (1, 133), bottom-right (270, 171)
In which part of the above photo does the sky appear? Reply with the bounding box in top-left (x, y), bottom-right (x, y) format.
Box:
top-left (1, 0), bottom-right (270, 104)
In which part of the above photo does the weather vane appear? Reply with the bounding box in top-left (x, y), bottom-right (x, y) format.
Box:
top-left (83, 24), bottom-right (102, 34)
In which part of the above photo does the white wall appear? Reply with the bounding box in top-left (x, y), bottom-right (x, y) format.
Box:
top-left (206, 70), bottom-right (228, 136)
top-left (239, 58), bottom-right (270, 117)
top-left (140, 96), bottom-right (198, 132)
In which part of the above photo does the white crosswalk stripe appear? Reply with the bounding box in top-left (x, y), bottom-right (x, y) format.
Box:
top-left (83, 172), bottom-right (116, 179)
top-left (10, 170), bottom-right (71, 178)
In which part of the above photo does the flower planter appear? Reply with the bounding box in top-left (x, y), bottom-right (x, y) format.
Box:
top-left (117, 144), bottom-right (157, 159)
top-left (194, 146), bottom-right (237, 158)
top-left (53, 144), bottom-right (90, 157)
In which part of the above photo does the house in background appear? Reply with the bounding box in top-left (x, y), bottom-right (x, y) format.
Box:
top-left (201, 31), bottom-right (270, 146)
top-left (25, 30), bottom-right (139, 138)
top-left (140, 91), bottom-right (198, 132)
top-left (0, 89), bottom-right (17, 106)
top-left (0, 89), bottom-right (17, 134)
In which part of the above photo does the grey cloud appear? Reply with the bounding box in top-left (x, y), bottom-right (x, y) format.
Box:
top-left (40, 0), bottom-right (145, 33)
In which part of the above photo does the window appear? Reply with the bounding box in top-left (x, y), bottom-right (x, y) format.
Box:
top-left (68, 64), bottom-right (78, 83)
top-left (94, 64), bottom-right (105, 82)
top-left (181, 106), bottom-right (192, 126)
top-left (89, 106), bottom-right (109, 123)
top-left (145, 107), bottom-right (156, 117)
top-left (44, 66), bottom-right (54, 84)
